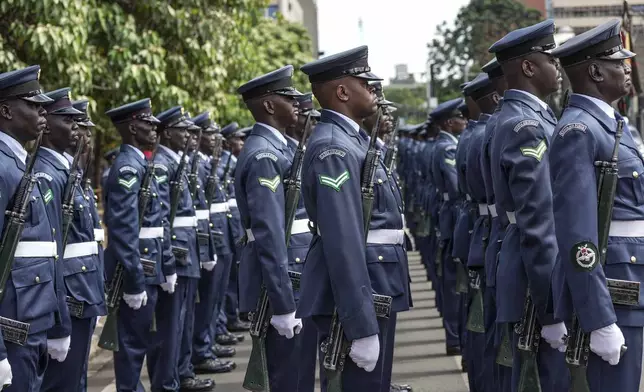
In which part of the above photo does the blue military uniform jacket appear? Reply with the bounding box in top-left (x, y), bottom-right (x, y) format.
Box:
top-left (550, 94), bottom-right (644, 330)
top-left (489, 89), bottom-right (558, 324)
top-left (453, 122), bottom-right (476, 261)
top-left (104, 145), bottom-right (174, 294)
top-left (0, 134), bottom-right (70, 356)
top-left (154, 145), bottom-right (200, 279)
top-left (190, 153), bottom-right (217, 265)
top-left (219, 150), bottom-right (244, 250)
top-left (298, 110), bottom-right (410, 341)
top-left (466, 114), bottom-right (492, 270)
top-left (35, 148), bottom-right (106, 319)
top-left (234, 124), bottom-right (296, 315)
top-left (431, 131), bottom-right (459, 241)
top-left (199, 152), bottom-right (232, 257)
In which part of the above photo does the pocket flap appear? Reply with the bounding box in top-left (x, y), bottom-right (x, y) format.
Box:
top-left (62, 256), bottom-right (98, 276)
top-left (12, 260), bottom-right (53, 288)
top-left (606, 238), bottom-right (644, 265)
top-left (366, 244), bottom-right (401, 264)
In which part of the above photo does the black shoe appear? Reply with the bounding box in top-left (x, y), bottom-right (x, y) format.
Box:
top-left (227, 319), bottom-right (250, 332)
top-left (212, 343), bottom-right (236, 358)
top-left (216, 333), bottom-right (238, 346)
top-left (446, 346), bottom-right (461, 356)
top-left (390, 384), bottom-right (413, 392)
top-left (179, 377), bottom-right (214, 392)
top-left (461, 357), bottom-right (467, 373)
top-left (231, 332), bottom-right (245, 342)
top-left (193, 358), bottom-right (237, 374)
top-left (239, 312), bottom-right (251, 322)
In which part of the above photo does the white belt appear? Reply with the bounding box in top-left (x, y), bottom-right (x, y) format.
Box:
top-left (466, 195), bottom-right (472, 201)
top-left (291, 219), bottom-right (310, 235)
top-left (173, 216), bottom-right (198, 228)
top-left (64, 241), bottom-right (99, 259)
top-left (227, 199), bottom-right (238, 209)
top-left (210, 202), bottom-right (229, 214)
top-left (139, 227), bottom-right (164, 239)
top-left (443, 193), bottom-right (449, 201)
top-left (488, 204), bottom-right (498, 217)
top-left (507, 211), bottom-right (516, 224)
top-left (478, 204), bottom-right (488, 216)
top-left (196, 209), bottom-right (210, 221)
top-left (14, 241), bottom-right (57, 258)
top-left (367, 229), bottom-right (405, 245)
top-left (609, 220), bottom-right (644, 237)
top-left (93, 228), bottom-right (105, 242)
top-left (246, 229), bottom-right (255, 242)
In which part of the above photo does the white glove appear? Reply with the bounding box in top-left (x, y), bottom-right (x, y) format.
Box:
top-left (349, 334), bottom-right (380, 372)
top-left (541, 322), bottom-right (567, 352)
top-left (160, 273), bottom-right (178, 294)
top-left (47, 336), bottom-right (71, 362)
top-left (122, 291), bottom-right (148, 310)
top-left (590, 323), bottom-right (625, 365)
top-left (0, 359), bottom-right (11, 387)
top-left (270, 311), bottom-right (302, 339)
top-left (201, 261), bottom-right (217, 271)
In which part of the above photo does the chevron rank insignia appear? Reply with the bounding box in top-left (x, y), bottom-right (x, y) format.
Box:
top-left (118, 176), bottom-right (137, 190)
top-left (258, 175), bottom-right (281, 192)
top-left (445, 158), bottom-right (456, 166)
top-left (43, 189), bottom-right (53, 205)
top-left (520, 139), bottom-right (547, 162)
top-left (155, 174), bottom-right (168, 184)
top-left (319, 170), bottom-right (350, 192)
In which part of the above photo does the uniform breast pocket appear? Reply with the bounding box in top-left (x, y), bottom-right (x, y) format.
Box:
top-left (365, 244), bottom-right (404, 298)
top-left (287, 245), bottom-right (308, 274)
top-left (73, 195), bottom-right (91, 232)
top-left (62, 256), bottom-right (103, 305)
top-left (11, 259), bottom-right (58, 321)
top-left (617, 157), bottom-right (644, 206)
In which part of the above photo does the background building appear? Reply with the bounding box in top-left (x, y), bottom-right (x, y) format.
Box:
top-left (267, 0), bottom-right (320, 57)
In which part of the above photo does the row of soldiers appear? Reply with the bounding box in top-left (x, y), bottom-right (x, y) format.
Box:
top-left (400, 17), bottom-right (643, 392)
top-left (0, 42), bottom-right (413, 392)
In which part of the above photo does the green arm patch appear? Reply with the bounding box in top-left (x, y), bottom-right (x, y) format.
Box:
top-left (43, 189), bottom-right (53, 205)
top-left (258, 175), bottom-right (281, 192)
top-left (520, 139), bottom-right (547, 162)
top-left (319, 170), bottom-right (350, 192)
top-left (118, 176), bottom-right (138, 190)
top-left (155, 174), bottom-right (168, 184)
top-left (444, 158), bottom-right (456, 166)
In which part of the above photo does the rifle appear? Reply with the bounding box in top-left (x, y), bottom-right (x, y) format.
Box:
top-left (205, 135), bottom-right (224, 207)
top-left (383, 119), bottom-right (400, 176)
top-left (99, 135), bottom-right (161, 352)
top-left (320, 108), bottom-right (393, 392)
top-left (222, 151), bottom-right (233, 194)
top-left (565, 119), bottom-right (633, 392)
top-left (243, 117), bottom-right (313, 391)
top-left (188, 129), bottom-right (203, 199)
top-left (0, 132), bottom-right (43, 350)
top-left (61, 141), bottom-right (84, 250)
top-left (82, 144), bottom-right (94, 194)
top-left (514, 293), bottom-right (542, 392)
top-left (168, 138), bottom-right (192, 265)
top-left (284, 113), bottom-right (313, 247)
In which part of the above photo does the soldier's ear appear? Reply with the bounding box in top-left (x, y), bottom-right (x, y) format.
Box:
top-left (128, 122), bottom-right (137, 136)
top-left (262, 99), bottom-right (275, 115)
top-left (0, 103), bottom-right (11, 120)
top-left (336, 84), bottom-right (349, 102)
top-left (588, 63), bottom-right (604, 83)
top-left (492, 92), bottom-right (501, 105)
top-left (521, 59), bottom-right (535, 78)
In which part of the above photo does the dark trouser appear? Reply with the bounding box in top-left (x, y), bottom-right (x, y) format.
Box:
top-left (295, 318), bottom-right (319, 392)
top-left (210, 254), bottom-right (234, 339)
top-left (460, 287), bottom-right (468, 362)
top-left (114, 284), bottom-right (158, 392)
top-left (4, 331), bottom-right (48, 392)
top-left (466, 291), bottom-right (486, 392)
top-left (315, 315), bottom-right (390, 392)
top-left (147, 278), bottom-right (189, 391)
top-left (587, 325), bottom-right (643, 392)
top-left (441, 240), bottom-right (461, 348)
top-left (510, 322), bottom-right (570, 392)
top-left (179, 278), bottom-right (198, 380)
top-left (41, 316), bottom-right (97, 392)
top-left (224, 248), bottom-right (240, 324)
top-left (483, 286), bottom-right (500, 392)
top-left (193, 264), bottom-right (221, 362)
top-left (380, 313), bottom-right (398, 392)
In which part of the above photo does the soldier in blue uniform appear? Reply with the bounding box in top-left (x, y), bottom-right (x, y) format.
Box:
top-left (235, 65), bottom-right (307, 390)
top-left (298, 45), bottom-right (411, 390)
top-left (102, 148), bottom-right (119, 193)
top-left (189, 112), bottom-right (238, 371)
top-left (103, 98), bottom-right (174, 392)
top-left (488, 20), bottom-right (569, 391)
top-left (549, 19), bottom-right (642, 391)
top-left (148, 106), bottom-right (214, 391)
top-left (287, 92), bottom-right (320, 142)
top-left (0, 65), bottom-right (72, 391)
top-left (36, 87), bottom-right (106, 392)
top-left (429, 98), bottom-right (466, 355)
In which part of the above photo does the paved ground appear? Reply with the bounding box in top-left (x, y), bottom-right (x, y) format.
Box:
top-left (86, 252), bottom-right (467, 391)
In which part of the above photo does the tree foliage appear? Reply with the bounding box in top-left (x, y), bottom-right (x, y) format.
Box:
top-left (428, 0), bottom-right (542, 101)
top-left (384, 86), bottom-right (428, 125)
top-left (0, 0), bottom-right (314, 183)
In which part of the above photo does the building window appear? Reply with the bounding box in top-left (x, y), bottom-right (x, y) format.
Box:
top-left (266, 4), bottom-right (279, 18)
top-left (553, 5), bottom-right (623, 18)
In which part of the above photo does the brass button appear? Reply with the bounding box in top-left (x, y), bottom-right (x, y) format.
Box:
top-left (634, 171), bottom-right (639, 178)
top-left (143, 248), bottom-right (149, 253)
top-left (81, 266), bottom-right (87, 272)
top-left (54, 255), bottom-right (59, 261)
top-left (160, 239), bottom-right (164, 243)
top-left (377, 178), bottom-right (383, 184)
top-left (35, 276), bottom-right (40, 283)
top-left (160, 202), bottom-right (164, 206)
top-left (85, 196), bottom-right (90, 201)
top-left (197, 185), bottom-right (201, 189)
top-left (196, 228), bottom-right (200, 232)
top-left (79, 205), bottom-right (84, 210)
top-left (172, 235), bottom-right (176, 240)
top-left (631, 256), bottom-right (637, 263)
top-left (52, 228), bottom-right (56, 235)
top-left (99, 220), bottom-right (102, 225)
top-left (209, 223), bottom-right (214, 228)
top-left (227, 214), bottom-right (233, 218)
top-left (153, 193), bottom-right (157, 197)
top-left (295, 257), bottom-right (301, 263)
top-left (378, 255), bottom-right (384, 261)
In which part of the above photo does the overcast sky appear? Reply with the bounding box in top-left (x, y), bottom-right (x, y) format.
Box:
top-left (317, 0), bottom-right (471, 84)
